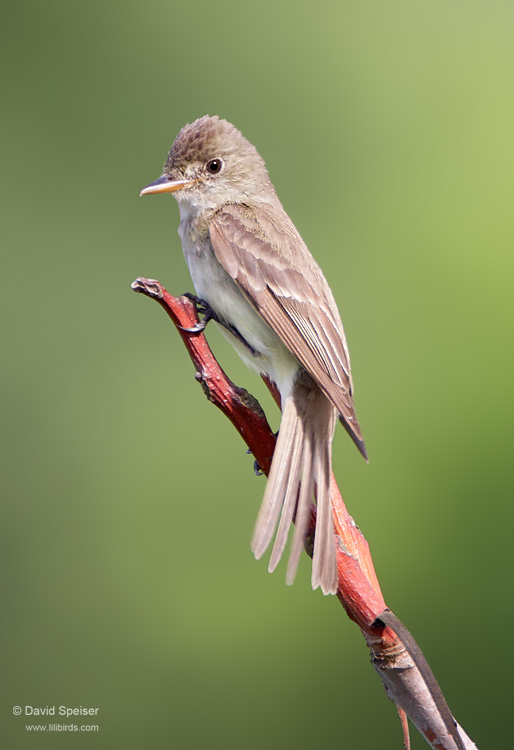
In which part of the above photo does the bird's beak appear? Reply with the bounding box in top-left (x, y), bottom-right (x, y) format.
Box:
top-left (139, 175), bottom-right (193, 196)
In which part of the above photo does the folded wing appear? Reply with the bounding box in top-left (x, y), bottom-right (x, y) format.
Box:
top-left (209, 202), bottom-right (366, 459)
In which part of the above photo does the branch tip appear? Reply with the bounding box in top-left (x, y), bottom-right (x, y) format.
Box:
top-left (131, 277), bottom-right (164, 299)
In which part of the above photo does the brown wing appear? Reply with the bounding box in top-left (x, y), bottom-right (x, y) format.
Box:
top-left (209, 203), bottom-right (367, 459)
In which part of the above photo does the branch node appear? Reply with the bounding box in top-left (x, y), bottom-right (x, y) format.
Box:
top-left (233, 385), bottom-right (267, 419)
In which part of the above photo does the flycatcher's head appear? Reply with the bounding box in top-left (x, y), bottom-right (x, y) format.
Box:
top-left (140, 115), bottom-right (275, 208)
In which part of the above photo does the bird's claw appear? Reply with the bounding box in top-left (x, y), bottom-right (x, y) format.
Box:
top-left (179, 320), bottom-right (208, 334)
top-left (180, 294), bottom-right (214, 334)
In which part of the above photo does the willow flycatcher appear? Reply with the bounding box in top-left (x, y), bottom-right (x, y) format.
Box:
top-left (140, 116), bottom-right (366, 595)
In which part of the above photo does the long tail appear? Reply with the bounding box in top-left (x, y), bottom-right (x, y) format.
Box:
top-left (251, 378), bottom-right (338, 595)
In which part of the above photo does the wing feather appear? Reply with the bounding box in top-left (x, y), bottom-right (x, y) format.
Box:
top-left (209, 203), bottom-right (366, 457)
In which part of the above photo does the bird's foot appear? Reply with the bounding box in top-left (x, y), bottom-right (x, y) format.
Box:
top-left (182, 293), bottom-right (209, 313)
top-left (180, 294), bottom-right (215, 333)
top-left (181, 293), bottom-right (260, 356)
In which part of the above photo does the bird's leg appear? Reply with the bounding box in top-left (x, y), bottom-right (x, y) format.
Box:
top-left (182, 292), bottom-right (209, 310)
top-left (181, 293), bottom-right (259, 357)
top-left (180, 293), bottom-right (214, 333)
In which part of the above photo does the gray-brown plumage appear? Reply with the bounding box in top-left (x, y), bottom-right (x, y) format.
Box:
top-left (140, 115), bottom-right (366, 595)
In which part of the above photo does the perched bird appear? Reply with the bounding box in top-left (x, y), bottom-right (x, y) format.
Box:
top-left (140, 116), bottom-right (366, 595)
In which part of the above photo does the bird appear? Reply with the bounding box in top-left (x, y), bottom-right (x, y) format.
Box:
top-left (140, 115), bottom-right (366, 595)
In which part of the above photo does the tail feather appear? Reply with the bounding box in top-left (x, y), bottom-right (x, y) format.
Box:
top-left (252, 379), bottom-right (338, 595)
top-left (311, 435), bottom-right (338, 595)
top-left (251, 396), bottom-right (299, 560)
top-left (286, 435), bottom-right (313, 585)
top-left (268, 419), bottom-right (304, 572)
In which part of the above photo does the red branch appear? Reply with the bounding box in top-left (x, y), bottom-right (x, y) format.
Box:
top-left (132, 277), bottom-right (477, 750)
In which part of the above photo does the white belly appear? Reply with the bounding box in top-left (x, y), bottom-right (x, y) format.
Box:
top-left (178, 221), bottom-right (299, 398)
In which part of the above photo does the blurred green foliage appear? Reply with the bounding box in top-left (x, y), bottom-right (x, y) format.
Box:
top-left (2, 1), bottom-right (513, 748)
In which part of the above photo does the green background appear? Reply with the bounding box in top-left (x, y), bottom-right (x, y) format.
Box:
top-left (2, 1), bottom-right (513, 747)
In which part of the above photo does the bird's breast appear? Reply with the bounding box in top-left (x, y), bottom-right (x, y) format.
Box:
top-left (177, 213), bottom-right (299, 396)
top-left (178, 219), bottom-right (245, 323)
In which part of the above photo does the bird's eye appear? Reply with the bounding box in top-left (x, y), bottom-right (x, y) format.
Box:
top-left (206, 158), bottom-right (223, 174)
